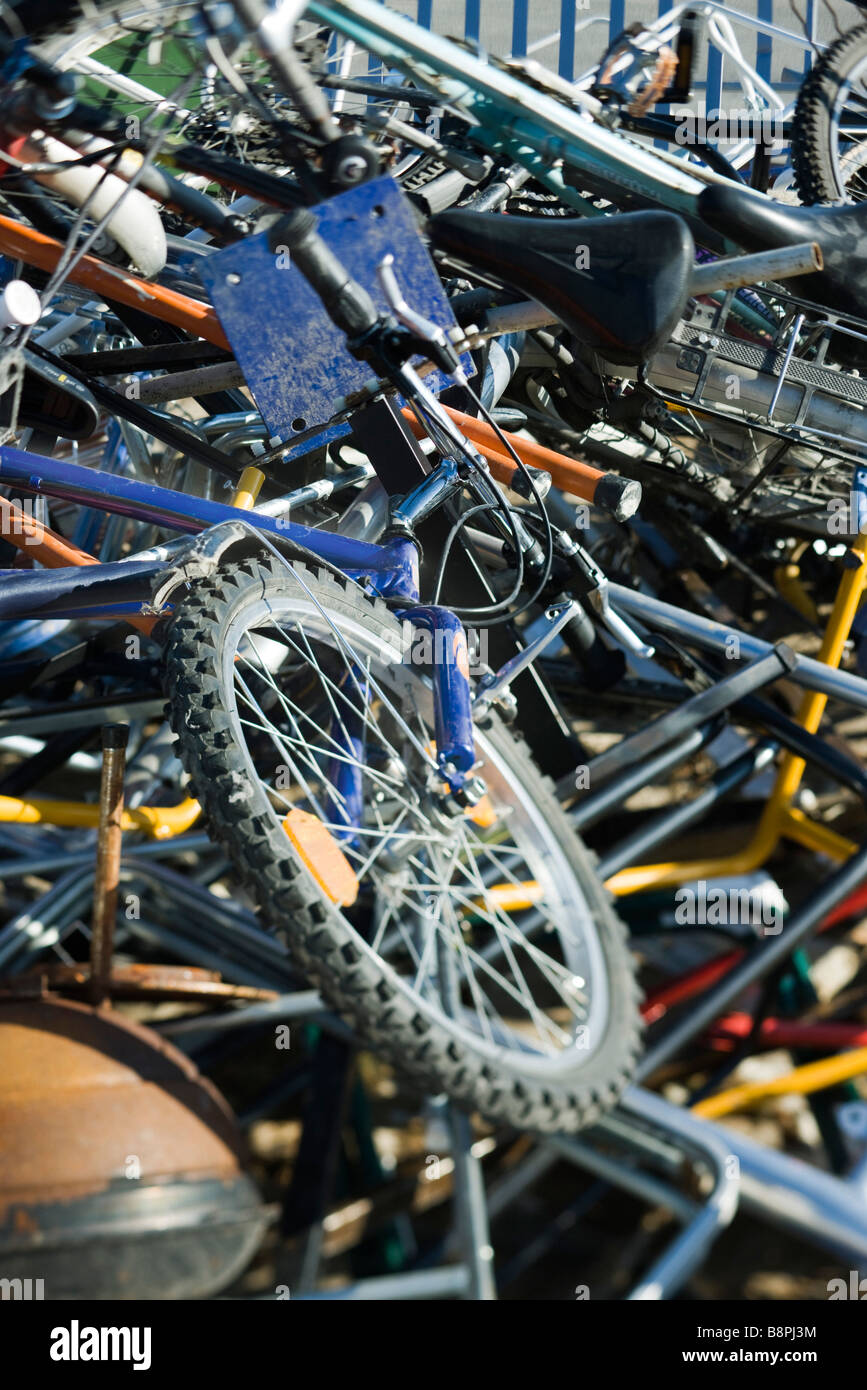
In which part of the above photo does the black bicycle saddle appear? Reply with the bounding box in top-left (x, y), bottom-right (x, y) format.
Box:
top-left (698, 183), bottom-right (867, 322)
top-left (428, 208), bottom-right (695, 365)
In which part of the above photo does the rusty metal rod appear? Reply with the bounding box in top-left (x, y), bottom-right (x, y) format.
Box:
top-left (689, 240), bottom-right (823, 295)
top-left (89, 724), bottom-right (129, 1006)
top-left (136, 359), bottom-right (246, 403)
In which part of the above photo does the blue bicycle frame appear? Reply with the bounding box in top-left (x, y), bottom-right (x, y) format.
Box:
top-left (0, 444), bottom-right (477, 789)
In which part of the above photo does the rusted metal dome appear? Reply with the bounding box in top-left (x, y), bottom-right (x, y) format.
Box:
top-left (0, 996), bottom-right (268, 1299)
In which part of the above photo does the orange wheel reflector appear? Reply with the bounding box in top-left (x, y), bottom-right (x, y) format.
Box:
top-left (471, 881), bottom-right (545, 914)
top-left (283, 808), bottom-right (359, 906)
top-left (466, 793), bottom-right (498, 829)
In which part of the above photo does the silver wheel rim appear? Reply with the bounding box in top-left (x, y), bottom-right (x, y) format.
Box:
top-left (217, 580), bottom-right (613, 1077)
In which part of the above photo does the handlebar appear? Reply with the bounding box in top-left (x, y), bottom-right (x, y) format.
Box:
top-left (273, 208), bottom-right (381, 340)
top-left (275, 210), bottom-right (640, 521)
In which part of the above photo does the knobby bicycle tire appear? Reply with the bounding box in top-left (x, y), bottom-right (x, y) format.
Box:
top-left (792, 24), bottom-right (867, 205)
top-left (163, 557), bottom-right (643, 1131)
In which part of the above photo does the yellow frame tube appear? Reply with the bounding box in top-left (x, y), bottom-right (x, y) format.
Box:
top-left (0, 794), bottom-right (201, 839)
top-left (607, 532), bottom-right (867, 895)
top-left (694, 1044), bottom-right (867, 1119)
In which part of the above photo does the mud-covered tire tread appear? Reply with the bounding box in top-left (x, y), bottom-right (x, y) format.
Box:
top-left (792, 24), bottom-right (867, 205)
top-left (162, 557), bottom-right (642, 1133)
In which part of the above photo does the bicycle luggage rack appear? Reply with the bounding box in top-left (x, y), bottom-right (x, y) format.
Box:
top-left (642, 281), bottom-right (867, 496)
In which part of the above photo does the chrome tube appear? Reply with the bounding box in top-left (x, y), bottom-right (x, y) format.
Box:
top-left (610, 583), bottom-right (867, 712)
top-left (689, 242), bottom-right (822, 295)
top-left (612, 1088), bottom-right (739, 1300)
top-left (548, 1084), bottom-right (739, 1299)
top-left (647, 344), bottom-right (867, 445)
top-left (711, 1117), bottom-right (867, 1265)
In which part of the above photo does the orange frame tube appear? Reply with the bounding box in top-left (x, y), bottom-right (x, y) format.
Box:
top-left (401, 403), bottom-right (612, 508)
top-left (0, 214), bottom-right (229, 348)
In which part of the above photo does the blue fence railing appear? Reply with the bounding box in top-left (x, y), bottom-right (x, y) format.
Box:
top-left (405, 1), bottom-right (823, 110)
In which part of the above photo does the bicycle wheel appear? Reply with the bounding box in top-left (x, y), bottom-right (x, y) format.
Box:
top-left (163, 555), bottom-right (642, 1132)
top-left (7, 1), bottom-right (462, 205)
top-left (792, 24), bottom-right (867, 204)
top-left (7, 1), bottom-right (290, 182)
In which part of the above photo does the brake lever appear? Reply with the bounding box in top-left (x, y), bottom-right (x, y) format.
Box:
top-left (376, 255), bottom-right (465, 381)
top-left (473, 600), bottom-right (581, 717)
top-left (590, 585), bottom-right (656, 660)
top-left (557, 530), bottom-right (655, 659)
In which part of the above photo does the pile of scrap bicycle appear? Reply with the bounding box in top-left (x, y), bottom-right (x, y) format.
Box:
top-left (2, 0), bottom-right (867, 1302)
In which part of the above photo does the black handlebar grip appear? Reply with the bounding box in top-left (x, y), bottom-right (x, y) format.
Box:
top-left (465, 178), bottom-right (513, 213)
top-left (593, 473), bottom-right (642, 522)
top-left (274, 208), bottom-right (380, 339)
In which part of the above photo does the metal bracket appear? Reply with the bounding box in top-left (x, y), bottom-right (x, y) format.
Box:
top-left (473, 599), bottom-right (579, 718)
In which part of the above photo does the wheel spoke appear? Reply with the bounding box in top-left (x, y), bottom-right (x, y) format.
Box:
top-left (216, 583), bottom-right (607, 1065)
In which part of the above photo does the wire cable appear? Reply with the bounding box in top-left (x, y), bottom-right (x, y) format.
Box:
top-left (417, 379), bottom-right (556, 626)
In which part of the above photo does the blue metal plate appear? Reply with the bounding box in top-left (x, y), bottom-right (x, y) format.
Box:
top-left (199, 177), bottom-right (467, 458)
